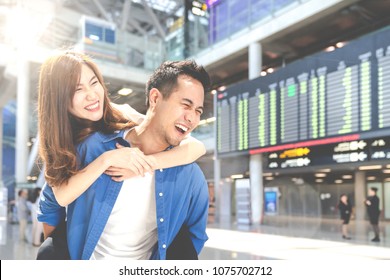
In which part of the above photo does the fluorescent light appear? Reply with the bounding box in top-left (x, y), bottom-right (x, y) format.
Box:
top-left (335, 179), bottom-right (343, 184)
top-left (315, 179), bottom-right (323, 183)
top-left (367, 176), bottom-right (376, 181)
top-left (231, 174), bottom-right (244, 179)
top-left (383, 170), bottom-right (390, 174)
top-left (315, 173), bottom-right (327, 177)
top-left (118, 88), bottom-right (133, 96)
top-left (358, 165), bottom-right (382, 170)
top-left (342, 175), bottom-right (353, 179)
top-left (325, 46), bottom-right (336, 52)
top-left (317, 168), bottom-right (331, 173)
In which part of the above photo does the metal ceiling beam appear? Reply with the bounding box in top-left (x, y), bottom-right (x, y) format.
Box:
top-left (71, 0), bottom-right (94, 16)
top-left (92, 0), bottom-right (112, 22)
top-left (121, 0), bottom-right (132, 31)
top-left (128, 19), bottom-right (147, 36)
top-left (141, 0), bottom-right (166, 38)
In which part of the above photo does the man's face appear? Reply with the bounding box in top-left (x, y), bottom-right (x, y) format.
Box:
top-left (153, 75), bottom-right (204, 147)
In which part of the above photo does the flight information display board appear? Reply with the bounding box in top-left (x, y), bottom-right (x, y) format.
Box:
top-left (216, 27), bottom-right (390, 156)
top-left (266, 136), bottom-right (390, 169)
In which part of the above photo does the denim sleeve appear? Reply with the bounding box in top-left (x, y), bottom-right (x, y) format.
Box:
top-left (37, 183), bottom-right (66, 226)
top-left (186, 165), bottom-right (209, 254)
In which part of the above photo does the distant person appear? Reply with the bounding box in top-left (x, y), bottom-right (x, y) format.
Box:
top-left (16, 189), bottom-right (30, 242)
top-left (31, 187), bottom-right (43, 246)
top-left (338, 194), bottom-right (351, 240)
top-left (365, 187), bottom-right (380, 242)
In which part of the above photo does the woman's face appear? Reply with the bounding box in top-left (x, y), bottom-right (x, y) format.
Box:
top-left (68, 64), bottom-right (105, 121)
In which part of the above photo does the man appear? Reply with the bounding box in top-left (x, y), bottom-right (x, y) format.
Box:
top-left (17, 189), bottom-right (30, 242)
top-left (38, 60), bottom-right (210, 259)
top-left (365, 187), bottom-right (381, 242)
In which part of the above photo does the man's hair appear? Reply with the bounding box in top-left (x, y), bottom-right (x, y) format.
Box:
top-left (145, 60), bottom-right (211, 107)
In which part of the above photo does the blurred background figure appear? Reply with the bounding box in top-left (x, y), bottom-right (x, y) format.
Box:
top-left (31, 187), bottom-right (43, 246)
top-left (365, 187), bottom-right (381, 242)
top-left (16, 189), bottom-right (30, 242)
top-left (338, 194), bottom-right (351, 240)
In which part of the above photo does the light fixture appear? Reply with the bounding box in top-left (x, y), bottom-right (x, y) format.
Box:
top-left (117, 88), bottom-right (133, 96)
top-left (367, 176), bottom-right (376, 181)
top-left (315, 173), bottom-right (327, 177)
top-left (383, 169), bottom-right (390, 174)
top-left (325, 46), bottom-right (336, 52)
top-left (211, 89), bottom-right (217, 95)
top-left (315, 179), bottom-right (323, 183)
top-left (267, 68), bottom-right (274, 73)
top-left (342, 175), bottom-right (353, 179)
top-left (317, 168), bottom-right (331, 173)
top-left (217, 85), bottom-right (226, 91)
top-left (230, 174), bottom-right (244, 179)
top-left (335, 179), bottom-right (343, 184)
top-left (358, 165), bottom-right (382, 170)
top-left (260, 71), bottom-right (267, 76)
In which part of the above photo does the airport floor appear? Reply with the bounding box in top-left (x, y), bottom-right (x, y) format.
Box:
top-left (1, 218), bottom-right (390, 260)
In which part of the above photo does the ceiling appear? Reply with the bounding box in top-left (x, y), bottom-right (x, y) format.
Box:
top-left (2, 0), bottom-right (390, 123)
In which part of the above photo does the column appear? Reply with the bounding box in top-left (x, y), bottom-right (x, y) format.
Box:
top-left (0, 106), bottom-right (3, 189)
top-left (354, 170), bottom-right (366, 238)
top-left (219, 179), bottom-right (232, 225)
top-left (213, 78), bottom-right (221, 223)
top-left (249, 42), bottom-right (264, 225)
top-left (15, 56), bottom-right (30, 184)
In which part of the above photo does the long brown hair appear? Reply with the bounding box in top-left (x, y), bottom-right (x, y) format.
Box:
top-left (38, 50), bottom-right (135, 188)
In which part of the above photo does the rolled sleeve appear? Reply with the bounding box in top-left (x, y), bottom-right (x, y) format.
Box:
top-left (37, 183), bottom-right (66, 227)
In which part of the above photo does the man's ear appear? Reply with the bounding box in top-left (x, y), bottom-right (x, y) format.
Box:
top-left (149, 88), bottom-right (161, 110)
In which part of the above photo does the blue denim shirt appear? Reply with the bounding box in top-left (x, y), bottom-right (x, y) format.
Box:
top-left (37, 130), bottom-right (209, 260)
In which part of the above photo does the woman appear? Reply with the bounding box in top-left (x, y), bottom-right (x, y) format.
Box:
top-left (37, 50), bottom-right (206, 240)
top-left (338, 194), bottom-right (352, 240)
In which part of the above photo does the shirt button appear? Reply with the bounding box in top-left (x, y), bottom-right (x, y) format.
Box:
top-left (159, 192), bottom-right (163, 197)
top-left (160, 218), bottom-right (164, 222)
top-left (162, 244), bottom-right (167, 249)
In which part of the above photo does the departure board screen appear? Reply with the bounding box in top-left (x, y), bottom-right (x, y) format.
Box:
top-left (216, 27), bottom-right (390, 156)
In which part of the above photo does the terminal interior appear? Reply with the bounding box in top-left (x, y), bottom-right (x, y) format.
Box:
top-left (0, 0), bottom-right (390, 260)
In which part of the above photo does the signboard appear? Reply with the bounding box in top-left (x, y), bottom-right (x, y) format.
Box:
top-left (267, 137), bottom-right (390, 169)
top-left (216, 27), bottom-right (390, 156)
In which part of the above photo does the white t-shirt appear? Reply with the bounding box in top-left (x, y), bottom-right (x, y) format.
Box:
top-left (91, 131), bottom-right (157, 259)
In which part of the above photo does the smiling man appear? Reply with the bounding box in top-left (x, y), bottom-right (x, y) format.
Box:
top-left (112, 60), bottom-right (211, 260)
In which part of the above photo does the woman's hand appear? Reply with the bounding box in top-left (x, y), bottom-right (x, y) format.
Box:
top-left (104, 143), bottom-right (157, 181)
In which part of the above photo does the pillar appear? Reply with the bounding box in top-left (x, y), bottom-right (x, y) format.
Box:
top-left (15, 56), bottom-right (30, 184)
top-left (249, 42), bottom-right (264, 224)
top-left (354, 170), bottom-right (366, 238)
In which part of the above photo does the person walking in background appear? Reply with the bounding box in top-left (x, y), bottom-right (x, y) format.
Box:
top-left (365, 187), bottom-right (381, 242)
top-left (338, 194), bottom-right (351, 240)
top-left (31, 187), bottom-right (43, 247)
top-left (16, 189), bottom-right (30, 242)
